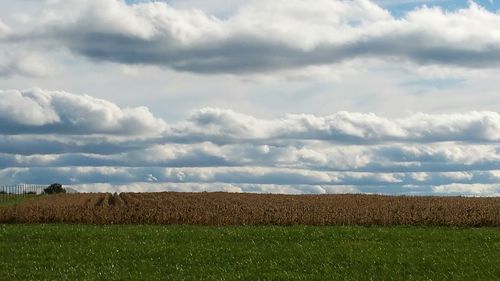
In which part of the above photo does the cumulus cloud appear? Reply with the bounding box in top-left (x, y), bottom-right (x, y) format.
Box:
top-left (0, 19), bottom-right (9, 37)
top-left (5, 141), bottom-right (500, 174)
top-left (1, 88), bottom-right (500, 195)
top-left (432, 183), bottom-right (500, 196)
top-left (0, 17), bottom-right (55, 77)
top-left (5, 0), bottom-right (499, 74)
top-left (70, 182), bottom-right (363, 195)
top-left (11, 91), bottom-right (500, 143)
top-left (172, 108), bottom-right (500, 143)
top-left (0, 135), bottom-right (153, 155)
top-left (2, 166), bottom-right (500, 195)
top-left (69, 182), bottom-right (500, 196)
top-left (0, 51), bottom-right (53, 77)
top-left (0, 166), bottom-right (489, 185)
top-left (2, 1), bottom-right (500, 196)
top-left (0, 89), bottom-right (166, 135)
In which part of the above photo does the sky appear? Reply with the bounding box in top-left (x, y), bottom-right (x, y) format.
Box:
top-left (1, 0), bottom-right (500, 196)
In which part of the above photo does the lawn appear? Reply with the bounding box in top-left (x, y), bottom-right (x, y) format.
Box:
top-left (0, 225), bottom-right (498, 281)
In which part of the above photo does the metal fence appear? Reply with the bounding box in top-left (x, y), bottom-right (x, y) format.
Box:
top-left (0, 184), bottom-right (47, 202)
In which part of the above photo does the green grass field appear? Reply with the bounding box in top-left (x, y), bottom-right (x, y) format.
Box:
top-left (0, 225), bottom-right (498, 281)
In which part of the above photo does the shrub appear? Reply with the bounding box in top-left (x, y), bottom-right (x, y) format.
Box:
top-left (44, 183), bottom-right (66, 195)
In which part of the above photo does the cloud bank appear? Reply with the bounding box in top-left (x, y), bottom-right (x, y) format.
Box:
top-left (174, 108), bottom-right (500, 143)
top-left (0, 88), bottom-right (500, 196)
top-left (0, 89), bottom-right (166, 135)
top-left (0, 19), bottom-right (9, 37)
top-left (1, 0), bottom-right (500, 75)
top-left (0, 0), bottom-right (499, 196)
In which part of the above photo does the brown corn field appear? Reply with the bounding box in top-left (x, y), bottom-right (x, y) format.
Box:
top-left (0, 192), bottom-right (499, 226)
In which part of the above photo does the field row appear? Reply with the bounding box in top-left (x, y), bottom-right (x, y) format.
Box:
top-left (0, 192), bottom-right (499, 226)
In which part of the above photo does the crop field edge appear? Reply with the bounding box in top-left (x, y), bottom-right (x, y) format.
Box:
top-left (1, 192), bottom-right (498, 226)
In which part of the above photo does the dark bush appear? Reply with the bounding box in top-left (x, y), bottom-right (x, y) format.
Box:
top-left (44, 183), bottom-right (66, 195)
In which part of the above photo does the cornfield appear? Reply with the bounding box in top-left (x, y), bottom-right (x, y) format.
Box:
top-left (0, 192), bottom-right (498, 226)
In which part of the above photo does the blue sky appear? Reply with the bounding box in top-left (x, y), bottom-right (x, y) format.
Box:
top-left (0, 0), bottom-right (500, 196)
top-left (378, 0), bottom-right (500, 14)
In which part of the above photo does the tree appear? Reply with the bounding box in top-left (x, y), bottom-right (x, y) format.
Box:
top-left (44, 183), bottom-right (66, 195)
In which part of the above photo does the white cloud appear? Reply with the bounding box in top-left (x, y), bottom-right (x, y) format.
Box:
top-left (0, 165), bottom-right (490, 186)
top-left (2, 88), bottom-right (500, 168)
top-left (0, 16), bottom-right (55, 77)
top-left (1, 2), bottom-right (500, 196)
top-left (0, 89), bottom-right (60, 126)
top-left (3, 165), bottom-right (500, 195)
top-left (68, 181), bottom-right (499, 196)
top-left (1, 0), bottom-right (499, 74)
top-left (0, 51), bottom-right (54, 77)
top-left (174, 107), bottom-right (500, 142)
top-left (70, 181), bottom-right (500, 196)
top-left (3, 140), bottom-right (500, 175)
top-left (375, 0), bottom-right (448, 5)
top-left (0, 19), bottom-right (9, 37)
top-left (0, 89), bottom-right (166, 135)
top-left (71, 182), bottom-right (352, 194)
top-left (432, 183), bottom-right (500, 196)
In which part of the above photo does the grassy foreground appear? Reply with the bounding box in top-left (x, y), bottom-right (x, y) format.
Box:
top-left (0, 225), bottom-right (499, 281)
